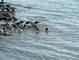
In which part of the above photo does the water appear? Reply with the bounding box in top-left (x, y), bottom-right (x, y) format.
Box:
top-left (0, 0), bottom-right (79, 60)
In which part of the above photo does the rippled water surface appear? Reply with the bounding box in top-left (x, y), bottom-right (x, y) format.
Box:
top-left (0, 0), bottom-right (79, 60)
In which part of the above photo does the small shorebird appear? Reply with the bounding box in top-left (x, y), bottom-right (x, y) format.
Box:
top-left (45, 27), bottom-right (50, 32)
top-left (0, 30), bottom-right (4, 33)
top-left (23, 21), bottom-right (31, 28)
top-left (18, 28), bottom-right (23, 33)
top-left (12, 24), bottom-right (17, 28)
top-left (20, 21), bottom-right (24, 23)
top-left (34, 21), bottom-right (40, 24)
top-left (25, 21), bottom-right (31, 24)
top-left (0, 33), bottom-right (12, 36)
top-left (3, 27), bottom-right (7, 32)
top-left (32, 24), bottom-right (41, 31)
top-left (6, 5), bottom-right (11, 8)
top-left (13, 16), bottom-right (18, 21)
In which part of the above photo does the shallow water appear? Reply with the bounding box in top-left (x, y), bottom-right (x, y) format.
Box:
top-left (0, 0), bottom-right (79, 60)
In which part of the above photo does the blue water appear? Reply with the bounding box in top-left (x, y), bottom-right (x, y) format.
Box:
top-left (0, 0), bottom-right (79, 60)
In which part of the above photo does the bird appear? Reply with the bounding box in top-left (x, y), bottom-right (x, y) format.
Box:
top-left (18, 28), bottom-right (23, 33)
top-left (20, 21), bottom-right (24, 23)
top-left (25, 21), bottom-right (31, 24)
top-left (13, 16), bottom-right (18, 20)
top-left (6, 5), bottom-right (11, 8)
top-left (32, 24), bottom-right (41, 30)
top-left (23, 21), bottom-right (31, 28)
top-left (23, 24), bottom-right (29, 29)
top-left (3, 27), bottom-right (7, 32)
top-left (5, 8), bottom-right (13, 12)
top-left (34, 21), bottom-right (40, 24)
top-left (11, 7), bottom-right (16, 12)
top-left (45, 27), bottom-right (50, 32)
top-left (0, 30), bottom-right (4, 33)
top-left (19, 21), bottom-right (24, 25)
top-left (0, 33), bottom-right (12, 36)
top-left (15, 22), bottom-right (21, 26)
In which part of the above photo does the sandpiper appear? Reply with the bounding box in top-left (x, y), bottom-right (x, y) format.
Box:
top-left (0, 30), bottom-right (4, 33)
top-left (34, 21), bottom-right (40, 24)
top-left (6, 5), bottom-right (11, 8)
top-left (23, 21), bottom-right (31, 28)
top-left (45, 27), bottom-right (50, 32)
top-left (32, 24), bottom-right (41, 30)
top-left (18, 27), bottom-right (23, 33)
top-left (13, 16), bottom-right (17, 20)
